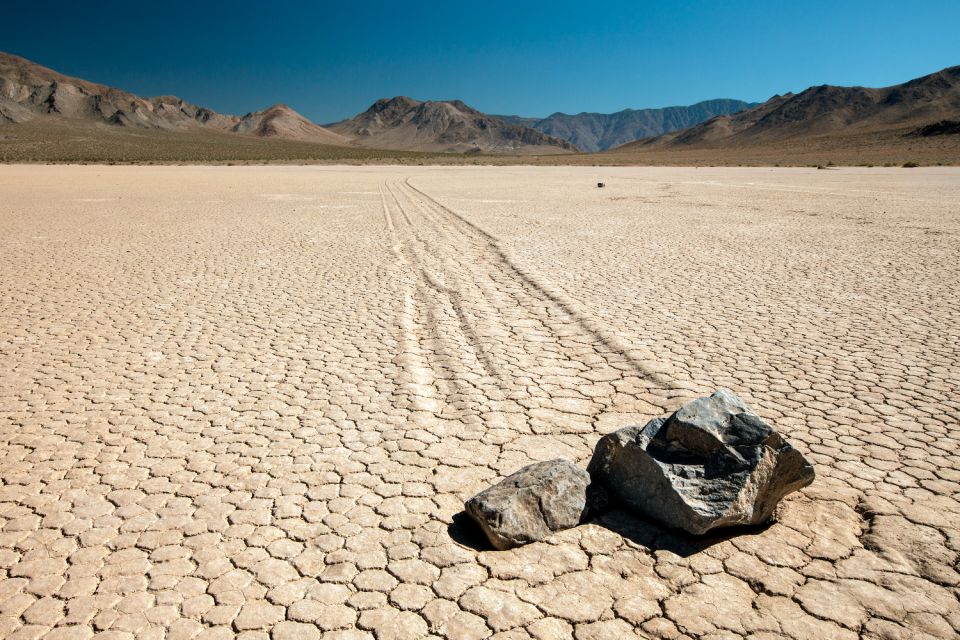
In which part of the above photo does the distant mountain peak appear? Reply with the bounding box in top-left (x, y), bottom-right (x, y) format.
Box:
top-left (231, 103), bottom-right (349, 145)
top-left (329, 96), bottom-right (576, 154)
top-left (372, 96), bottom-right (418, 111)
top-left (494, 99), bottom-right (758, 151)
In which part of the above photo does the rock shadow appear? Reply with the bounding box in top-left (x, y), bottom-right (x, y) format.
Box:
top-left (450, 507), bottom-right (773, 557)
top-left (594, 509), bottom-right (773, 558)
top-left (448, 510), bottom-right (495, 552)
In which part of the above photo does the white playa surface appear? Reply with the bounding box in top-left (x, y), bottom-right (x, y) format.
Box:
top-left (1, 165), bottom-right (958, 639)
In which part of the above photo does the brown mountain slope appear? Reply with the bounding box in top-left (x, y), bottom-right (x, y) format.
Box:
top-left (0, 51), bottom-right (346, 145)
top-left (617, 65), bottom-right (960, 155)
top-left (231, 104), bottom-right (350, 145)
top-left (329, 97), bottom-right (577, 154)
top-left (0, 51), bottom-right (237, 130)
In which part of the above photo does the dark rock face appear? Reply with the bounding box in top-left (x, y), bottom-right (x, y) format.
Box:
top-left (908, 120), bottom-right (960, 137)
top-left (587, 389), bottom-right (814, 535)
top-left (465, 459), bottom-right (592, 550)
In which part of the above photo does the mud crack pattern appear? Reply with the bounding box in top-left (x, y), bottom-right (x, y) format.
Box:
top-left (0, 165), bottom-right (958, 639)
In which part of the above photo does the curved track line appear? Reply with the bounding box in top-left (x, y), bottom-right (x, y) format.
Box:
top-left (402, 178), bottom-right (673, 390)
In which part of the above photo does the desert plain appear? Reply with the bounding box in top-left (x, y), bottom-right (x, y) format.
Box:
top-left (0, 164), bottom-right (958, 640)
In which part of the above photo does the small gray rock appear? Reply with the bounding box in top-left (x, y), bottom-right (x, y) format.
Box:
top-left (587, 389), bottom-right (815, 535)
top-left (465, 459), bottom-right (591, 550)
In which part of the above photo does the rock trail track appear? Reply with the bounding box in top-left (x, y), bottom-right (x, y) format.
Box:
top-left (382, 179), bottom-right (673, 434)
top-left (0, 165), bottom-right (958, 640)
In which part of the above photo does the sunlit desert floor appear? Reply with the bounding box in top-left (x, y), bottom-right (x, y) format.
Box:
top-left (1, 165), bottom-right (958, 640)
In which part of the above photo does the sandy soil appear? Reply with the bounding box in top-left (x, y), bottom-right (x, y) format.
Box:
top-left (1, 165), bottom-right (958, 639)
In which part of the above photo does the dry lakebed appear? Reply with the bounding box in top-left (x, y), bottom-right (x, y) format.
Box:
top-left (0, 165), bottom-right (958, 639)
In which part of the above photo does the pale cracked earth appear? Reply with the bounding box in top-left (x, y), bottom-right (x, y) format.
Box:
top-left (0, 165), bottom-right (958, 640)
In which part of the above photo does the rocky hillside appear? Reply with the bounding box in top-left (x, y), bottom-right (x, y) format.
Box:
top-left (620, 66), bottom-right (960, 151)
top-left (0, 51), bottom-right (345, 145)
top-left (329, 97), bottom-right (577, 154)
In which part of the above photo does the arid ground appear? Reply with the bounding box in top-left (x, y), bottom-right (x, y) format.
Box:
top-left (1, 165), bottom-right (958, 640)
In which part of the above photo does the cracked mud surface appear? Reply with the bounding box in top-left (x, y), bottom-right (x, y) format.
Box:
top-left (1, 165), bottom-right (958, 639)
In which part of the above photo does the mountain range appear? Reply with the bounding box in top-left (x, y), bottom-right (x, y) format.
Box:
top-left (0, 51), bottom-right (755, 155)
top-left (494, 99), bottom-right (757, 151)
top-left (618, 65), bottom-right (960, 156)
top-left (1, 50), bottom-right (957, 163)
top-left (0, 52), bottom-right (575, 153)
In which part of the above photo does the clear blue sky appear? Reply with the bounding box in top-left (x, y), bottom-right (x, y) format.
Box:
top-left (2, 1), bottom-right (957, 122)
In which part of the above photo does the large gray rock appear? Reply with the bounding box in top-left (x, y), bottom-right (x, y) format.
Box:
top-left (465, 459), bottom-right (592, 550)
top-left (587, 389), bottom-right (815, 535)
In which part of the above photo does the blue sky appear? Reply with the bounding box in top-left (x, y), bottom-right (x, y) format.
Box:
top-left (2, 1), bottom-right (958, 122)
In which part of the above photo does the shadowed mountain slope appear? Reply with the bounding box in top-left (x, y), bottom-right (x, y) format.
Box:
top-left (495, 99), bottom-right (756, 151)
